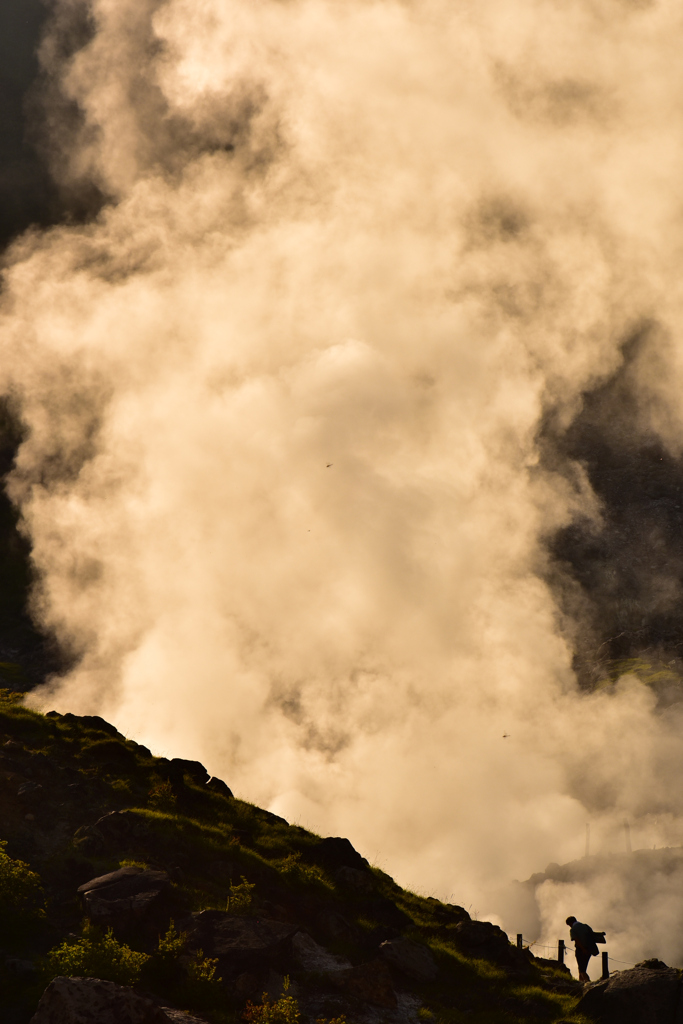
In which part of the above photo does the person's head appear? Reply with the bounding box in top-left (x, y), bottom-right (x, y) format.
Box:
top-left (565, 916), bottom-right (577, 926)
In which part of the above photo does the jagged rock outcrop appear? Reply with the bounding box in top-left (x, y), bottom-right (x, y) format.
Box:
top-left (45, 712), bottom-right (121, 737)
top-left (205, 776), bottom-right (233, 797)
top-left (302, 835), bottom-right (370, 872)
top-left (168, 758), bottom-right (209, 785)
top-left (576, 960), bottom-right (683, 1024)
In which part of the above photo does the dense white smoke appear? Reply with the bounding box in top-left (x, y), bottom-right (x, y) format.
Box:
top-left (4, 0), bottom-right (683, 968)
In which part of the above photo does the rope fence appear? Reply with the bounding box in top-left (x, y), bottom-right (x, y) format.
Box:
top-left (514, 935), bottom-right (639, 976)
top-left (521, 939), bottom-right (559, 954)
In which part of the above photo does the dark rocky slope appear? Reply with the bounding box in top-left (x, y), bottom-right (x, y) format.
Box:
top-left (0, 693), bottom-right (587, 1023)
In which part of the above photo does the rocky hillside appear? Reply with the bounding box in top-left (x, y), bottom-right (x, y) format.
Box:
top-left (0, 690), bottom-right (593, 1024)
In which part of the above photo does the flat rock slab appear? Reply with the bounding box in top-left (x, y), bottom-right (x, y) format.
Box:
top-left (30, 976), bottom-right (174, 1024)
top-left (159, 1009), bottom-right (209, 1024)
top-left (78, 866), bottom-right (171, 929)
top-left (78, 866), bottom-right (170, 899)
top-left (576, 964), bottom-right (683, 1024)
top-left (77, 865), bottom-right (146, 894)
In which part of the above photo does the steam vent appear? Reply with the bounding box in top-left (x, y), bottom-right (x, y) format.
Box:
top-left (4, 0), bottom-right (683, 1021)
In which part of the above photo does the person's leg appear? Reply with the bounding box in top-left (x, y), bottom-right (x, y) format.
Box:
top-left (576, 949), bottom-right (590, 982)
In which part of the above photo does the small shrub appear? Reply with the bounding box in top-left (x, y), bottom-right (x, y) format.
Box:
top-left (187, 949), bottom-right (221, 984)
top-left (146, 922), bottom-right (222, 1007)
top-left (244, 981), bottom-right (347, 1024)
top-left (0, 686), bottom-right (24, 706)
top-left (227, 875), bottom-right (255, 914)
top-left (143, 921), bottom-right (187, 991)
top-left (183, 947), bottom-right (223, 1009)
top-left (45, 924), bottom-right (150, 987)
top-left (0, 840), bottom-right (45, 927)
top-left (148, 778), bottom-right (177, 811)
top-left (278, 853), bottom-right (301, 874)
top-left (243, 978), bottom-right (300, 1024)
top-left (277, 853), bottom-right (328, 889)
top-left (158, 920), bottom-right (187, 960)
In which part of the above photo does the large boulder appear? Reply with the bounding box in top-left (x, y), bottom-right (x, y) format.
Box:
top-left (30, 976), bottom-right (172, 1023)
top-left (316, 910), bottom-right (357, 943)
top-left (425, 897), bottom-right (470, 924)
top-left (77, 865), bottom-right (171, 934)
top-left (74, 811), bottom-right (153, 855)
top-left (170, 758), bottom-right (209, 785)
top-left (185, 912), bottom-right (300, 976)
top-left (93, 810), bottom-right (152, 844)
top-left (576, 961), bottom-right (682, 1024)
top-left (453, 920), bottom-right (528, 970)
top-left (379, 937), bottom-right (438, 982)
top-left (156, 757), bottom-right (210, 788)
top-left (328, 959), bottom-right (397, 1009)
top-left (292, 931), bottom-right (351, 973)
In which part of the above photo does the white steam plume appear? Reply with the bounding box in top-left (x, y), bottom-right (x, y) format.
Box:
top-left (4, 0), bottom-right (683, 964)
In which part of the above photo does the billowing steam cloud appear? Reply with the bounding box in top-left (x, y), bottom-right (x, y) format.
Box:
top-left (4, 0), bottom-right (683, 968)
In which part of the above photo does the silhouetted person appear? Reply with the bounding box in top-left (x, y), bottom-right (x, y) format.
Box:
top-left (566, 915), bottom-right (599, 981)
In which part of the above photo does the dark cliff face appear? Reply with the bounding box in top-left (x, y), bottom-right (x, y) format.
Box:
top-left (0, 6), bottom-right (51, 681)
top-left (540, 325), bottom-right (683, 691)
top-left (0, 400), bottom-right (66, 690)
top-left (0, 0), bottom-right (105, 251)
top-left (0, 0), bottom-right (61, 250)
top-left (0, 2), bottom-right (88, 690)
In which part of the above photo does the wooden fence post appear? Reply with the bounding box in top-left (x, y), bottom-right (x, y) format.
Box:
top-left (558, 939), bottom-right (565, 965)
top-left (602, 951), bottom-right (609, 979)
top-left (516, 934), bottom-right (523, 950)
